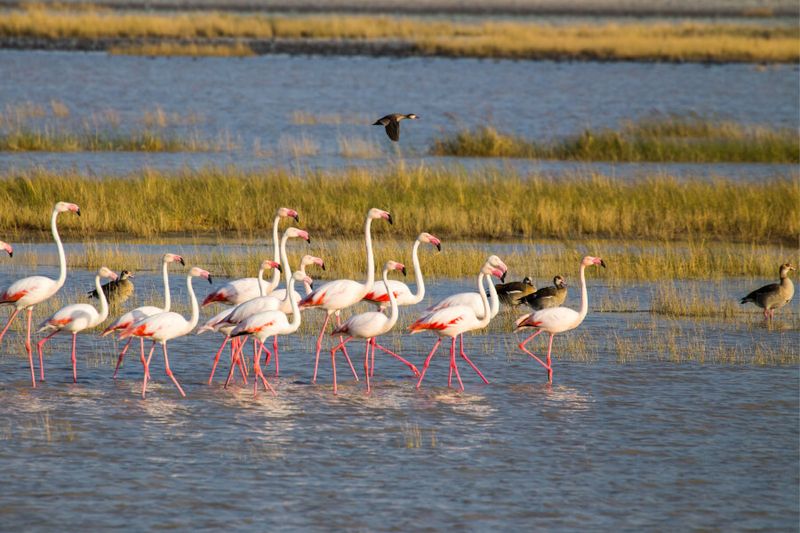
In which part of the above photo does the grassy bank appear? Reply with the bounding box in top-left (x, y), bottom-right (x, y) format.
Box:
top-left (109, 41), bottom-right (254, 57)
top-left (0, 167), bottom-right (795, 245)
top-left (430, 116), bottom-right (800, 163)
top-left (1, 6), bottom-right (797, 62)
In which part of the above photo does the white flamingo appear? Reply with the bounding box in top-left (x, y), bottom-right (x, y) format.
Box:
top-left (515, 256), bottom-right (605, 382)
top-left (363, 232), bottom-right (441, 310)
top-left (102, 253), bottom-right (185, 379)
top-left (0, 201), bottom-right (80, 387)
top-left (299, 208), bottom-right (392, 385)
top-left (269, 254), bottom-right (325, 303)
top-left (228, 269), bottom-right (311, 396)
top-left (330, 261), bottom-right (418, 394)
top-left (409, 261), bottom-right (506, 390)
top-left (36, 267), bottom-right (118, 383)
top-left (202, 207), bottom-right (298, 306)
top-left (119, 267), bottom-right (212, 398)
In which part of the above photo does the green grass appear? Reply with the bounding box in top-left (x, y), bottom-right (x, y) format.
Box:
top-left (0, 167), bottom-right (795, 245)
top-left (430, 116), bottom-right (800, 163)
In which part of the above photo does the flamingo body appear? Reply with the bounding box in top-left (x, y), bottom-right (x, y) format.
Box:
top-left (410, 304), bottom-right (481, 337)
top-left (1, 276), bottom-right (59, 309)
top-left (515, 307), bottom-right (581, 335)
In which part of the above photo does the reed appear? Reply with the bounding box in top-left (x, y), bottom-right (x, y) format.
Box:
top-left (650, 282), bottom-right (740, 318)
top-left (338, 135), bottom-right (383, 159)
top-left (109, 41), bottom-right (255, 57)
top-left (0, 167), bottom-right (795, 245)
top-left (430, 117), bottom-right (800, 163)
top-left (1, 6), bottom-right (797, 63)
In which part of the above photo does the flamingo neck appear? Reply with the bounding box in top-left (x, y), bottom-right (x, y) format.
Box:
top-left (384, 267), bottom-right (399, 328)
top-left (161, 258), bottom-right (172, 312)
top-left (52, 208), bottom-right (67, 289)
top-left (94, 274), bottom-right (110, 325)
top-left (486, 273), bottom-right (500, 319)
top-left (269, 214), bottom-right (281, 291)
top-left (476, 272), bottom-right (491, 328)
top-left (408, 239), bottom-right (424, 304)
top-left (363, 216), bottom-right (375, 291)
top-left (299, 264), bottom-right (313, 296)
top-left (279, 231), bottom-right (293, 305)
top-left (286, 273), bottom-right (302, 332)
top-left (185, 275), bottom-right (200, 333)
top-left (577, 263), bottom-right (589, 326)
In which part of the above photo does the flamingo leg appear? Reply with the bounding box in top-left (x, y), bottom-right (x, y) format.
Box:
top-left (312, 313), bottom-right (331, 383)
top-left (336, 314), bottom-right (358, 381)
top-left (142, 341), bottom-right (157, 398)
top-left (450, 337), bottom-right (463, 391)
top-left (25, 308), bottom-right (35, 388)
top-left (458, 338), bottom-right (489, 384)
top-left (448, 338), bottom-right (454, 388)
top-left (372, 339), bottom-right (420, 376)
top-left (71, 333), bottom-right (78, 383)
top-left (254, 340), bottom-right (276, 396)
top-left (363, 340), bottom-right (371, 393)
top-left (273, 335), bottom-right (279, 376)
top-left (545, 334), bottom-right (555, 383)
top-left (162, 342), bottom-right (185, 397)
top-left (225, 338), bottom-right (247, 388)
top-left (208, 335), bottom-right (229, 384)
top-left (518, 330), bottom-right (551, 374)
top-left (370, 339), bottom-right (376, 377)
top-left (112, 337), bottom-right (133, 379)
top-left (416, 338), bottom-right (441, 389)
top-left (36, 329), bottom-right (59, 383)
top-left (0, 307), bottom-right (20, 347)
top-left (139, 338), bottom-right (150, 380)
top-left (331, 341), bottom-right (338, 395)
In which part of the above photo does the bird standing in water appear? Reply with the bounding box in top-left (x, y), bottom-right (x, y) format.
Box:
top-left (373, 113), bottom-right (419, 142)
top-left (522, 275), bottom-right (568, 311)
top-left (740, 263), bottom-right (795, 321)
top-left (88, 269), bottom-right (134, 306)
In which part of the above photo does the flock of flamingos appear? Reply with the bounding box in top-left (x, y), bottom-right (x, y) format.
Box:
top-left (2, 200), bottom-right (790, 399)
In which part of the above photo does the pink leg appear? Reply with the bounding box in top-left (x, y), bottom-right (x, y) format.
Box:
top-left (448, 338), bottom-right (454, 388)
top-left (370, 339), bottom-right (376, 377)
top-left (36, 329), bottom-right (59, 382)
top-left (253, 340), bottom-right (276, 396)
top-left (162, 342), bottom-right (185, 397)
top-left (25, 308), bottom-right (35, 388)
top-left (336, 314), bottom-right (357, 380)
top-left (331, 342), bottom-right (338, 395)
top-left (112, 337), bottom-right (133, 379)
top-left (0, 307), bottom-right (20, 346)
top-left (450, 338), bottom-right (463, 391)
top-left (372, 339), bottom-right (420, 376)
top-left (518, 330), bottom-right (551, 377)
top-left (139, 338), bottom-right (150, 380)
top-left (458, 337), bottom-right (489, 384)
top-left (364, 340), bottom-right (371, 394)
top-left (224, 338), bottom-right (247, 388)
top-left (208, 335), bottom-right (229, 384)
top-left (313, 313), bottom-right (331, 383)
top-left (416, 338), bottom-right (441, 389)
top-left (71, 333), bottom-right (78, 383)
top-left (273, 335), bottom-right (279, 376)
top-left (545, 334), bottom-right (555, 382)
top-left (142, 341), bottom-right (157, 398)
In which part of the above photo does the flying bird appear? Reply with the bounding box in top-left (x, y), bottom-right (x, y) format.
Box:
top-left (373, 113), bottom-right (419, 142)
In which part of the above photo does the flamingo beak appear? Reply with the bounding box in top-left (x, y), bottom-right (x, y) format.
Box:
top-left (310, 281), bottom-right (314, 290)
top-left (433, 240), bottom-right (442, 252)
top-left (401, 266), bottom-right (407, 276)
top-left (76, 208), bottom-right (81, 217)
top-left (5, 246), bottom-right (12, 258)
top-left (178, 256), bottom-right (185, 266)
top-left (386, 213), bottom-right (393, 225)
top-left (293, 211), bottom-right (300, 223)
top-left (599, 259), bottom-right (607, 268)
top-left (320, 262), bottom-right (326, 271)
top-left (207, 275), bottom-right (213, 284)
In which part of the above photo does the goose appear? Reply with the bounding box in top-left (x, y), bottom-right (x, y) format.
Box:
top-left (491, 276), bottom-right (536, 307)
top-left (522, 275), bottom-right (568, 311)
top-left (373, 113), bottom-right (418, 142)
top-left (740, 263), bottom-right (795, 320)
top-left (88, 269), bottom-right (134, 306)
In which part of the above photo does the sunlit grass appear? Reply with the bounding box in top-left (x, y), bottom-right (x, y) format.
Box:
top-left (650, 282), bottom-right (739, 318)
top-left (277, 135), bottom-right (319, 157)
top-left (109, 41), bottom-right (255, 57)
top-left (430, 116), bottom-right (800, 163)
top-left (338, 135), bottom-right (383, 158)
top-left (291, 110), bottom-right (370, 125)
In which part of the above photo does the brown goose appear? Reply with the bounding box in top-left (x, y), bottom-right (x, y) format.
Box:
top-left (490, 276), bottom-right (536, 307)
top-left (373, 113), bottom-right (418, 142)
top-left (740, 263), bottom-right (795, 320)
top-left (521, 275), bottom-right (567, 311)
top-left (88, 269), bottom-right (134, 306)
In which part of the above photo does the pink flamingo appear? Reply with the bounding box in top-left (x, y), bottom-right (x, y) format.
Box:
top-left (0, 241), bottom-right (12, 257)
top-left (269, 254), bottom-right (325, 304)
top-left (421, 255), bottom-right (507, 384)
top-left (409, 261), bottom-right (506, 390)
top-left (102, 253), bottom-right (185, 379)
top-left (330, 260), bottom-right (418, 394)
top-left (119, 267), bottom-right (212, 398)
top-left (202, 207), bottom-right (298, 306)
top-left (0, 201), bottom-right (80, 387)
top-left (515, 256), bottom-right (605, 382)
top-left (299, 208), bottom-right (392, 385)
top-left (228, 269), bottom-right (311, 396)
top-left (36, 267), bottom-right (118, 383)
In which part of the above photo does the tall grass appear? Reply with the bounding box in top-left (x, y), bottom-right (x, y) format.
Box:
top-left (430, 116), bottom-right (800, 163)
top-left (1, 6), bottom-right (797, 62)
top-left (0, 167), bottom-right (795, 244)
top-left (109, 41), bottom-right (255, 57)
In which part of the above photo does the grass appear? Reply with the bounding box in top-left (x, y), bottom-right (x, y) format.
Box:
top-left (338, 135), bottom-right (383, 158)
top-left (0, 166), bottom-right (795, 245)
top-left (650, 282), bottom-right (740, 318)
top-left (109, 41), bottom-right (255, 57)
top-left (0, 6), bottom-right (797, 63)
top-left (430, 115), bottom-right (800, 163)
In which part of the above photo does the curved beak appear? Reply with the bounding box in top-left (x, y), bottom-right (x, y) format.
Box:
top-left (320, 262), bottom-right (326, 271)
top-left (178, 256), bottom-right (186, 266)
top-left (435, 242), bottom-right (442, 252)
top-left (309, 281), bottom-right (314, 290)
top-left (76, 208), bottom-right (81, 217)
top-left (599, 259), bottom-right (607, 268)
top-left (386, 213), bottom-right (393, 225)
top-left (294, 213), bottom-right (300, 223)
top-left (207, 275), bottom-right (213, 284)
top-left (401, 266), bottom-right (407, 276)
top-left (7, 250), bottom-right (12, 258)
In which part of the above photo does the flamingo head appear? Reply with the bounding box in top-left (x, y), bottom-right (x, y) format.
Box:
top-left (368, 208), bottom-right (393, 225)
top-left (582, 256), bottom-right (606, 268)
top-left (260, 260), bottom-right (282, 273)
top-left (301, 255), bottom-right (326, 271)
top-left (55, 201), bottom-right (81, 216)
top-left (164, 253), bottom-right (185, 266)
top-left (190, 267), bottom-right (213, 284)
top-left (292, 270), bottom-right (313, 286)
top-left (98, 266), bottom-right (118, 280)
top-left (120, 269), bottom-right (134, 280)
top-left (485, 255), bottom-right (508, 282)
top-left (277, 207), bottom-right (300, 223)
top-left (554, 275), bottom-right (567, 288)
top-left (0, 241), bottom-right (13, 257)
top-left (406, 113), bottom-right (419, 120)
top-left (419, 232), bottom-right (442, 252)
top-left (285, 227), bottom-right (311, 243)
top-left (385, 260), bottom-right (406, 277)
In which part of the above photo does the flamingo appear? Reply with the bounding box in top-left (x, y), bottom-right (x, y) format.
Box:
top-left (202, 207), bottom-right (298, 306)
top-left (0, 201), bottom-right (80, 387)
top-left (119, 267), bottom-right (212, 398)
top-left (330, 261), bottom-right (418, 394)
top-left (103, 253), bottom-right (185, 379)
top-left (515, 256), bottom-right (606, 382)
top-left (269, 254), bottom-right (325, 302)
top-left (363, 232), bottom-right (441, 310)
top-left (0, 241), bottom-right (13, 257)
top-left (409, 261), bottom-right (506, 390)
top-left (423, 254), bottom-right (507, 383)
top-left (36, 267), bottom-right (118, 383)
top-left (299, 207), bottom-right (392, 385)
top-left (227, 269), bottom-right (311, 396)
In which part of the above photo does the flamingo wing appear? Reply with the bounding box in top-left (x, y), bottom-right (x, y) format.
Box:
top-left (103, 305), bottom-right (163, 335)
top-left (202, 277), bottom-right (263, 306)
top-left (1, 276), bottom-right (58, 306)
top-left (232, 310), bottom-right (289, 337)
top-left (333, 311), bottom-right (391, 338)
top-left (427, 292), bottom-right (481, 315)
top-left (410, 305), bottom-right (476, 335)
top-left (39, 304), bottom-right (98, 332)
top-left (121, 311), bottom-right (187, 341)
top-left (300, 279), bottom-right (364, 310)
top-left (197, 308), bottom-right (234, 334)
top-left (364, 279), bottom-right (412, 305)
top-left (520, 306), bottom-right (580, 332)
top-left (223, 295), bottom-right (281, 325)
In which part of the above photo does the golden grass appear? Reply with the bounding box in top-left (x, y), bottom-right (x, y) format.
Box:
top-left (291, 110), bottom-right (371, 126)
top-left (0, 167), bottom-right (795, 245)
top-left (651, 282), bottom-right (740, 318)
top-left (109, 41), bottom-right (255, 57)
top-left (338, 135), bottom-right (383, 158)
top-left (1, 6), bottom-right (797, 62)
top-left (277, 135), bottom-right (319, 157)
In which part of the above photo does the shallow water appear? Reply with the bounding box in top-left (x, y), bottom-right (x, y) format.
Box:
top-left (0, 264), bottom-right (796, 530)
